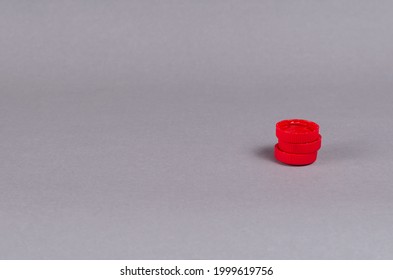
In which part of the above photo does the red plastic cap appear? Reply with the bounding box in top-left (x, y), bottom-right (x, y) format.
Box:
top-left (274, 119), bottom-right (322, 166)
top-left (274, 144), bottom-right (317, 166)
top-left (276, 119), bottom-right (319, 143)
top-left (278, 134), bottom-right (322, 154)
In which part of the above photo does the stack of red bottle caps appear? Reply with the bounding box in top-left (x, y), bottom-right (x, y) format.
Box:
top-left (274, 119), bottom-right (322, 166)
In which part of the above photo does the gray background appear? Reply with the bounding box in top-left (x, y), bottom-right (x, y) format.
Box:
top-left (1, 0), bottom-right (393, 259)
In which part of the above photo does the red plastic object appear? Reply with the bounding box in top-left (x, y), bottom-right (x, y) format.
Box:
top-left (274, 144), bottom-right (318, 166)
top-left (274, 119), bottom-right (322, 166)
top-left (276, 119), bottom-right (319, 143)
top-left (278, 134), bottom-right (322, 154)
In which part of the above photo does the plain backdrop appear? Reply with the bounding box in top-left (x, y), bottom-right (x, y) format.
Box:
top-left (1, 0), bottom-right (393, 259)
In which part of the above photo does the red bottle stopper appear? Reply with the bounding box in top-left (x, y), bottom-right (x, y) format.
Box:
top-left (275, 119), bottom-right (322, 166)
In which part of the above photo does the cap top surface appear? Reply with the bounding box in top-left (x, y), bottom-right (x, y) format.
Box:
top-left (276, 119), bottom-right (319, 135)
top-left (276, 119), bottom-right (320, 143)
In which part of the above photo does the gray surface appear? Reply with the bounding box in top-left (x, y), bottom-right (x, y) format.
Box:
top-left (1, 0), bottom-right (393, 259)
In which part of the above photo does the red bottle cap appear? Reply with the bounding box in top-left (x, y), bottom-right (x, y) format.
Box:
top-left (278, 134), bottom-right (322, 154)
top-left (274, 144), bottom-right (317, 166)
top-left (276, 119), bottom-right (319, 143)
